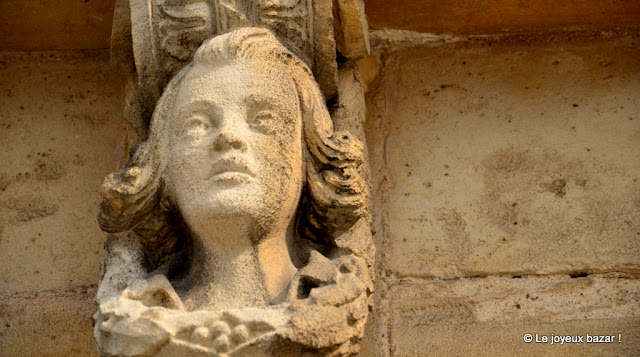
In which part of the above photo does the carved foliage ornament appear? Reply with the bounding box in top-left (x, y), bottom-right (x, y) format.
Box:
top-left (96, 5), bottom-right (373, 355)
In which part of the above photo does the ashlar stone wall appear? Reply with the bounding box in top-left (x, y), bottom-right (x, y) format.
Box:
top-left (0, 6), bottom-right (639, 356)
top-left (0, 51), bottom-right (133, 356)
top-left (362, 29), bottom-right (640, 356)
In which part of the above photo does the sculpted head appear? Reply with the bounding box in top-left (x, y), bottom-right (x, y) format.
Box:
top-left (163, 37), bottom-right (306, 246)
top-left (98, 28), bottom-right (366, 268)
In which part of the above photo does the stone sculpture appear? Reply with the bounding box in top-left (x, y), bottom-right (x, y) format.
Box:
top-left (95, 24), bottom-right (373, 356)
top-left (111, 0), bottom-right (369, 139)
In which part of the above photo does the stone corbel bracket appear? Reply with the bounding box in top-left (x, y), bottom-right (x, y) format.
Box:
top-left (111, 0), bottom-right (370, 140)
top-left (103, 2), bottom-right (375, 355)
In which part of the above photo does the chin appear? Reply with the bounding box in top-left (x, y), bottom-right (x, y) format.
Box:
top-left (173, 181), bottom-right (291, 239)
top-left (187, 191), bottom-right (279, 223)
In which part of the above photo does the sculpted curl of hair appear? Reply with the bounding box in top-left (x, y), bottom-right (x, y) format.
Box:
top-left (98, 28), bottom-right (367, 268)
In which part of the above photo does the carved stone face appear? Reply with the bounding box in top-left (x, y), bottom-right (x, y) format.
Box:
top-left (163, 59), bottom-right (303, 241)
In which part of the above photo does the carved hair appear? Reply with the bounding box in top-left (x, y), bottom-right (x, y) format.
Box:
top-left (98, 27), bottom-right (367, 268)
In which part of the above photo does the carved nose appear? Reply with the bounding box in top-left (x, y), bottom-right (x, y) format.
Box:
top-left (213, 131), bottom-right (247, 152)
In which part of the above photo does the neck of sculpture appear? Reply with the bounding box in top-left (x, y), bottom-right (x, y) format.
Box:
top-left (181, 216), bottom-right (297, 311)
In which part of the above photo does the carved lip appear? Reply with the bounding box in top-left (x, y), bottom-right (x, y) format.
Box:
top-left (209, 157), bottom-right (255, 182)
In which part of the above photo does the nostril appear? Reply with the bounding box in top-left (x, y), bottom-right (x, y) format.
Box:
top-left (213, 132), bottom-right (246, 152)
top-left (231, 141), bottom-right (243, 150)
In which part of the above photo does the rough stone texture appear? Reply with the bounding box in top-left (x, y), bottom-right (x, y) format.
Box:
top-left (120, 0), bottom-right (343, 137)
top-left (388, 276), bottom-right (640, 356)
top-left (0, 51), bottom-right (132, 293)
top-left (365, 0), bottom-right (640, 34)
top-left (2, 2), bottom-right (640, 356)
top-left (3, 0), bottom-right (640, 52)
top-left (334, 0), bottom-right (370, 60)
top-left (0, 0), bottom-right (116, 50)
top-left (0, 288), bottom-right (98, 357)
top-left (382, 32), bottom-right (640, 279)
top-left (0, 52), bottom-right (128, 356)
top-left (94, 28), bottom-right (374, 356)
top-left (363, 29), bottom-right (640, 357)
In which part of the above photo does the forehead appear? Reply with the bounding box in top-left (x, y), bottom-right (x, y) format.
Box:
top-left (173, 60), bottom-right (298, 107)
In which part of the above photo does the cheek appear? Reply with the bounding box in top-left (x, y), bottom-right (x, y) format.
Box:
top-left (165, 145), bottom-right (209, 187)
top-left (254, 132), bottom-right (303, 184)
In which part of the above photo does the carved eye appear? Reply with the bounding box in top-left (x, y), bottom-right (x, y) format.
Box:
top-left (250, 110), bottom-right (277, 131)
top-left (181, 115), bottom-right (210, 138)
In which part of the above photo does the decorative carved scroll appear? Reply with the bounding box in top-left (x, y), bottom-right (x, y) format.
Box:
top-left (99, 2), bottom-right (373, 356)
top-left (118, 0), bottom-right (333, 138)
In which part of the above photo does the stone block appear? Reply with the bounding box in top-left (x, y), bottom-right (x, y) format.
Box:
top-left (383, 33), bottom-right (640, 278)
top-left (335, 0), bottom-right (370, 60)
top-left (388, 276), bottom-right (640, 356)
top-left (0, 0), bottom-right (115, 50)
top-left (0, 288), bottom-right (98, 357)
top-left (0, 52), bottom-right (132, 292)
top-left (364, 0), bottom-right (640, 34)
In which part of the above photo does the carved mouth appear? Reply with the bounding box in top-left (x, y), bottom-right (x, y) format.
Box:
top-left (209, 157), bottom-right (254, 183)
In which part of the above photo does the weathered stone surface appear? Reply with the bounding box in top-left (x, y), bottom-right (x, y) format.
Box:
top-left (383, 33), bottom-right (640, 278)
top-left (5, 2), bottom-right (640, 357)
top-left (312, 0), bottom-right (339, 100)
top-left (0, 288), bottom-right (98, 357)
top-left (334, 0), bottom-right (370, 60)
top-left (0, 51), bottom-right (132, 292)
top-left (0, 0), bottom-right (115, 51)
top-left (95, 28), bottom-right (374, 356)
top-left (387, 276), bottom-right (640, 356)
top-left (3, 0), bottom-right (640, 51)
top-left (121, 0), bottom-right (343, 133)
top-left (364, 0), bottom-right (640, 34)
top-left (110, 0), bottom-right (134, 73)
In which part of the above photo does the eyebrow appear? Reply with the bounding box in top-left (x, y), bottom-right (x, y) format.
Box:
top-left (174, 100), bottom-right (220, 115)
top-left (244, 93), bottom-right (297, 112)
